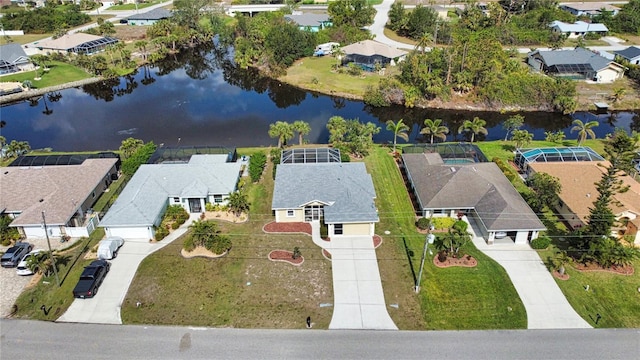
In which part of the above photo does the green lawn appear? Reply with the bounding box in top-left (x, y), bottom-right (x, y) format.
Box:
top-left (0, 34), bottom-right (52, 45)
top-left (13, 229), bottom-right (105, 320)
top-left (279, 55), bottom-right (397, 98)
top-left (121, 154), bottom-right (334, 328)
top-left (365, 146), bottom-right (526, 329)
top-left (0, 61), bottom-right (91, 88)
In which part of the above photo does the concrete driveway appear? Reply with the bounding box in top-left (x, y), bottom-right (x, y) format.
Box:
top-left (466, 217), bottom-right (591, 329)
top-left (58, 217), bottom-right (195, 324)
top-left (310, 222), bottom-right (397, 330)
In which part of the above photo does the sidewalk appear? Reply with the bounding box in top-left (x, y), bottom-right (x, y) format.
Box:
top-left (57, 213), bottom-right (198, 324)
top-left (465, 217), bottom-right (591, 329)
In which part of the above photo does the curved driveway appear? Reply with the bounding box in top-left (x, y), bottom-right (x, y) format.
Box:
top-left (367, 0), bottom-right (417, 51)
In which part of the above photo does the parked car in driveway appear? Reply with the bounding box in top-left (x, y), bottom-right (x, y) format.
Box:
top-left (97, 236), bottom-right (124, 260)
top-left (1, 242), bottom-right (33, 268)
top-left (73, 260), bottom-right (110, 299)
top-left (16, 249), bottom-right (45, 276)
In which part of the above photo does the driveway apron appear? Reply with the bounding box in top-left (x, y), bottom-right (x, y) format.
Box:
top-left (466, 217), bottom-right (591, 329)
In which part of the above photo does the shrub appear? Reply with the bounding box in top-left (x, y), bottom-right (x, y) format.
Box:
top-left (452, 220), bottom-right (468, 233)
top-left (431, 217), bottom-right (456, 230)
top-left (530, 236), bottom-right (551, 250)
top-left (1, 238), bottom-right (12, 246)
top-left (248, 152), bottom-right (267, 182)
top-left (171, 222), bottom-right (180, 230)
top-left (155, 226), bottom-right (169, 241)
top-left (121, 142), bottom-right (157, 177)
top-left (205, 203), bottom-right (215, 212)
top-left (270, 148), bottom-right (281, 180)
top-left (416, 217), bottom-right (432, 230)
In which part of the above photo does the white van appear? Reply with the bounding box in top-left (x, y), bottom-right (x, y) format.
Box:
top-left (97, 236), bottom-right (125, 260)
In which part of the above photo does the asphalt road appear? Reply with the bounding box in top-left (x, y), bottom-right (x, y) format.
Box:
top-left (1, 320), bottom-right (638, 359)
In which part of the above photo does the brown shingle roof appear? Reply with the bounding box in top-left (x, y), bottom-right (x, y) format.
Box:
top-left (0, 158), bottom-right (117, 226)
top-left (528, 161), bottom-right (640, 223)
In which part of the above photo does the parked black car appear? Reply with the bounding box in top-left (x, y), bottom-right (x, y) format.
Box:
top-left (72, 260), bottom-right (110, 299)
top-left (1, 242), bottom-right (33, 268)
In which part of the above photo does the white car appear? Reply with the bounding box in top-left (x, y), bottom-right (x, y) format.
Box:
top-left (16, 249), bottom-right (45, 276)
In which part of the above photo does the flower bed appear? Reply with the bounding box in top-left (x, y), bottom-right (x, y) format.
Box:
top-left (573, 262), bottom-right (634, 275)
top-left (263, 221), bottom-right (312, 235)
top-left (268, 250), bottom-right (304, 266)
top-left (433, 254), bottom-right (477, 268)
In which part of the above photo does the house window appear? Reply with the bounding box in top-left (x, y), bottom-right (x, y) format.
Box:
top-left (334, 224), bottom-right (343, 235)
top-left (214, 195), bottom-right (223, 203)
top-left (92, 191), bottom-right (96, 199)
top-left (173, 197), bottom-right (180, 202)
top-left (287, 210), bottom-right (295, 217)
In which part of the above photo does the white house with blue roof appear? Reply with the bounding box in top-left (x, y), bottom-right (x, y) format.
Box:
top-left (100, 154), bottom-right (242, 240)
top-left (272, 152), bottom-right (378, 238)
top-left (614, 46), bottom-right (640, 65)
top-left (528, 47), bottom-right (625, 83)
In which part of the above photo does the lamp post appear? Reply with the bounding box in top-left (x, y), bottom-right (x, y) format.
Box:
top-left (42, 211), bottom-right (60, 287)
top-left (415, 233), bottom-right (435, 293)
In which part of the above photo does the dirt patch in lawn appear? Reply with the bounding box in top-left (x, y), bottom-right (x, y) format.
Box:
top-left (433, 255), bottom-right (478, 268)
top-left (202, 211), bottom-right (248, 223)
top-left (263, 221), bottom-right (311, 235)
top-left (181, 246), bottom-right (227, 259)
top-left (573, 262), bottom-right (634, 275)
top-left (268, 250), bottom-right (304, 266)
top-left (114, 25), bottom-right (148, 42)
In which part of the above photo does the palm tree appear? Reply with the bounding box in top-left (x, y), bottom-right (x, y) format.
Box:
top-left (227, 191), bottom-right (250, 217)
top-left (512, 129), bottom-right (533, 149)
top-left (292, 120), bottom-right (311, 146)
top-left (386, 119), bottom-right (410, 154)
top-left (611, 87), bottom-right (626, 103)
top-left (268, 121), bottom-right (294, 148)
top-left (570, 119), bottom-right (598, 146)
top-left (420, 118), bottom-right (449, 144)
top-left (458, 117), bottom-right (488, 143)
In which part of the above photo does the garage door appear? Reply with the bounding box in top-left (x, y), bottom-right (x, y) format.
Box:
top-left (105, 227), bottom-right (151, 240)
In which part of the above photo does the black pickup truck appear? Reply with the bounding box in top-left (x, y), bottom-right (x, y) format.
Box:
top-left (73, 260), bottom-right (110, 299)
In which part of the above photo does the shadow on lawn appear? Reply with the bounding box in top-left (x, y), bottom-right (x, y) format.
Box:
top-left (403, 236), bottom-right (417, 285)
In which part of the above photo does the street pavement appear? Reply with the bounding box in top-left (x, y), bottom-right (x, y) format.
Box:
top-left (310, 222), bottom-right (397, 330)
top-left (466, 216), bottom-right (592, 329)
top-left (2, 319), bottom-right (638, 360)
top-left (57, 214), bottom-right (199, 324)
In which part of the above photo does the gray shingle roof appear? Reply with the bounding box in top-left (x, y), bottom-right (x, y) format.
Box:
top-left (402, 154), bottom-right (544, 231)
top-left (614, 46), bottom-right (640, 61)
top-left (532, 47), bottom-right (614, 72)
top-left (272, 163), bottom-right (378, 223)
top-left (100, 155), bottom-right (241, 228)
top-left (284, 13), bottom-right (330, 27)
top-left (127, 8), bottom-right (173, 20)
top-left (0, 43), bottom-right (29, 65)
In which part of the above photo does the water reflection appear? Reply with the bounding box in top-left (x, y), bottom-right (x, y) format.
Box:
top-left (0, 43), bottom-right (637, 152)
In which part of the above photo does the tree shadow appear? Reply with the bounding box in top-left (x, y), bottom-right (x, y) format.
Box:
top-left (501, 144), bottom-right (516, 152)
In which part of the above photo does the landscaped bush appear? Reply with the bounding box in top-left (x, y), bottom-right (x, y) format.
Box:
top-left (121, 142), bottom-right (157, 177)
top-left (171, 222), bottom-right (180, 230)
top-left (184, 220), bottom-right (231, 254)
top-left (248, 152), bottom-right (267, 182)
top-left (155, 226), bottom-right (169, 241)
top-left (431, 217), bottom-right (456, 230)
top-left (270, 148), bottom-right (281, 180)
top-left (452, 220), bottom-right (468, 233)
top-left (530, 236), bottom-right (551, 250)
top-left (416, 217), bottom-right (432, 230)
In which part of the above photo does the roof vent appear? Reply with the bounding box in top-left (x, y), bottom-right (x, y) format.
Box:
top-left (586, 193), bottom-right (591, 198)
top-left (450, 167), bottom-right (456, 173)
top-left (39, 198), bottom-right (44, 202)
top-left (3, 171), bottom-right (8, 175)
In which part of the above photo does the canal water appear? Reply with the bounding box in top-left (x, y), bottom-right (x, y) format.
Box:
top-left (1, 45), bottom-right (638, 152)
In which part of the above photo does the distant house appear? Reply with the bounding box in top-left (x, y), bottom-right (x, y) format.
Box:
top-left (100, 153), bottom-right (243, 240)
top-left (125, 8), bottom-right (173, 26)
top-left (271, 148), bottom-right (378, 238)
top-left (340, 40), bottom-right (407, 70)
top-left (528, 48), bottom-right (625, 83)
top-left (284, 13), bottom-right (332, 32)
top-left (402, 152), bottom-right (545, 245)
top-left (529, 161), bottom-right (640, 245)
top-left (549, 20), bottom-right (608, 38)
top-left (0, 154), bottom-right (120, 239)
top-left (559, 3), bottom-right (620, 17)
top-left (35, 33), bottom-right (118, 55)
top-left (614, 46), bottom-right (640, 65)
top-left (0, 43), bottom-right (33, 75)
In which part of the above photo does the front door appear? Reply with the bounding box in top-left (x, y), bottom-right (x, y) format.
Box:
top-left (188, 198), bottom-right (202, 213)
top-left (304, 206), bottom-right (323, 222)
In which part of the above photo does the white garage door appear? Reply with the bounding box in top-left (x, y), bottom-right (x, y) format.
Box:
top-left (105, 227), bottom-right (151, 240)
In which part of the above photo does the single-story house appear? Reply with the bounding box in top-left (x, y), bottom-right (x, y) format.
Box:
top-left (614, 46), bottom-right (640, 65)
top-left (340, 40), bottom-right (407, 70)
top-left (528, 47), bottom-right (626, 83)
top-left (528, 161), bottom-right (640, 245)
top-left (0, 155), bottom-right (120, 239)
top-left (549, 20), bottom-right (608, 38)
top-left (0, 43), bottom-right (33, 75)
top-left (272, 149), bottom-right (378, 238)
top-left (284, 13), bottom-right (332, 32)
top-left (125, 8), bottom-right (173, 26)
top-left (35, 33), bottom-right (118, 55)
top-left (559, 3), bottom-right (620, 17)
top-left (402, 152), bottom-right (545, 245)
top-left (100, 154), bottom-right (243, 240)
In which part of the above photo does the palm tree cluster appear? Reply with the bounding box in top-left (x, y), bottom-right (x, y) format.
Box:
top-left (268, 121), bottom-right (311, 148)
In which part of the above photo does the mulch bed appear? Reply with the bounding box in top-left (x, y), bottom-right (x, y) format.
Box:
top-left (263, 221), bottom-right (312, 235)
top-left (433, 254), bottom-right (478, 268)
top-left (373, 235), bottom-right (382, 248)
top-left (322, 249), bottom-right (332, 260)
top-left (552, 270), bottom-right (570, 280)
top-left (268, 250), bottom-right (304, 266)
top-left (572, 262), bottom-right (634, 275)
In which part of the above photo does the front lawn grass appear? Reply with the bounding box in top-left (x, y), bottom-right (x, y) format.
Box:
top-left (365, 146), bottom-right (526, 329)
top-left (279, 55), bottom-right (396, 98)
top-left (121, 154), bottom-right (334, 328)
top-left (0, 61), bottom-right (91, 88)
top-left (12, 229), bottom-right (105, 320)
top-left (0, 34), bottom-right (52, 45)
